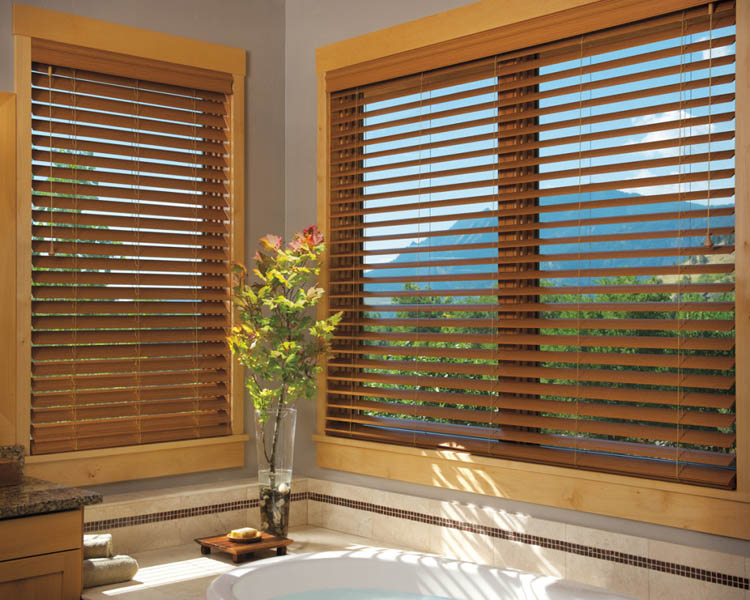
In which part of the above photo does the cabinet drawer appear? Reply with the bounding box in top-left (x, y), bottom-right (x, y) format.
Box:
top-left (0, 509), bottom-right (82, 562)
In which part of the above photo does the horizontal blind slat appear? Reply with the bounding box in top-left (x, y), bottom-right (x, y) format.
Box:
top-left (331, 358), bottom-right (734, 390)
top-left (31, 211), bottom-right (228, 235)
top-left (328, 382), bottom-right (734, 411)
top-left (31, 135), bottom-right (228, 168)
top-left (330, 345), bottom-right (735, 370)
top-left (33, 356), bottom-right (229, 376)
top-left (33, 314), bottom-right (228, 329)
top-left (32, 166), bottom-right (227, 194)
top-left (32, 150), bottom-right (228, 181)
top-left (343, 316), bottom-right (734, 332)
top-left (328, 397), bottom-right (735, 436)
top-left (31, 180), bottom-right (228, 207)
top-left (31, 197), bottom-right (227, 222)
top-left (31, 103), bottom-right (227, 142)
top-left (30, 87), bottom-right (227, 127)
top-left (30, 71), bottom-right (228, 114)
top-left (32, 383), bottom-right (228, 408)
top-left (336, 264), bottom-right (733, 286)
top-left (32, 342), bottom-right (228, 361)
top-left (32, 120), bottom-right (227, 153)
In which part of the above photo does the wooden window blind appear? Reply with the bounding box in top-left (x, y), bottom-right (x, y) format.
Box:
top-left (325, 1), bottom-right (736, 489)
top-left (29, 40), bottom-right (234, 455)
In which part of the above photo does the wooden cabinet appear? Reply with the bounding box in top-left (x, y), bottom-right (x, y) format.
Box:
top-left (0, 509), bottom-right (83, 600)
top-left (0, 550), bottom-right (82, 600)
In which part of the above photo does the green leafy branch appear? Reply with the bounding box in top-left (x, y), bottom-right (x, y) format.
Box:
top-left (228, 226), bottom-right (342, 428)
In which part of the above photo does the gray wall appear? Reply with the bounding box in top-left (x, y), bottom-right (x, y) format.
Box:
top-left (283, 0), bottom-right (476, 473)
top-left (283, 0), bottom-right (750, 557)
top-left (0, 0), bottom-right (287, 488)
top-left (284, 0), bottom-right (477, 237)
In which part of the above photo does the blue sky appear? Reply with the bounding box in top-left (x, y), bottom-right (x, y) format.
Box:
top-left (358, 23), bottom-right (736, 269)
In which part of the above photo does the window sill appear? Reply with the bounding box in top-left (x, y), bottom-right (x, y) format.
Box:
top-left (314, 434), bottom-right (750, 540)
top-left (25, 435), bottom-right (248, 487)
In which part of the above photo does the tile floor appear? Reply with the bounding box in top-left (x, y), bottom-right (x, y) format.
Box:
top-left (82, 526), bottom-right (414, 600)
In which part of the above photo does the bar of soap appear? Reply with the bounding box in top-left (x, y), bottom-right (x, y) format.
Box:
top-left (229, 527), bottom-right (260, 539)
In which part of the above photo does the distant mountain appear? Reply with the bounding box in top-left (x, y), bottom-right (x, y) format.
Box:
top-left (364, 190), bottom-right (733, 293)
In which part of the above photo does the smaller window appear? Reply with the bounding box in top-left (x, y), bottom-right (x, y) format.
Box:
top-left (29, 40), bottom-right (235, 454)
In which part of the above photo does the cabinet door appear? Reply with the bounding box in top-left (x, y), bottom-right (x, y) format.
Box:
top-left (0, 549), bottom-right (82, 600)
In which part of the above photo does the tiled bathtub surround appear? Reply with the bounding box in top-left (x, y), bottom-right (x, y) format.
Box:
top-left (83, 478), bottom-right (308, 555)
top-left (84, 478), bottom-right (749, 599)
top-left (309, 491), bottom-right (747, 590)
top-left (305, 480), bottom-right (750, 600)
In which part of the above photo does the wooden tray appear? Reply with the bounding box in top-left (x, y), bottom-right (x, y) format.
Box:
top-left (226, 534), bottom-right (262, 543)
top-left (195, 532), bottom-right (293, 563)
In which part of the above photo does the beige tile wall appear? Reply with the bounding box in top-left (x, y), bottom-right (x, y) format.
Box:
top-left (84, 478), bottom-right (309, 555)
top-left (306, 479), bottom-right (749, 600)
top-left (83, 477), bottom-right (749, 600)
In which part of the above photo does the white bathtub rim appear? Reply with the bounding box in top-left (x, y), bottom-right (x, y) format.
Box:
top-left (206, 549), bottom-right (636, 600)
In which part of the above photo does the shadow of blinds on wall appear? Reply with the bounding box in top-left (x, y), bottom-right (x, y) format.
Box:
top-left (325, 1), bottom-right (736, 489)
top-left (29, 40), bottom-right (233, 454)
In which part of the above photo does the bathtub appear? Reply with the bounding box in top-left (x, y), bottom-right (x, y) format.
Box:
top-left (207, 548), bottom-right (633, 600)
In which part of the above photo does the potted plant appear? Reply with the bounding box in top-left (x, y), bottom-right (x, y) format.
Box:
top-left (228, 226), bottom-right (341, 537)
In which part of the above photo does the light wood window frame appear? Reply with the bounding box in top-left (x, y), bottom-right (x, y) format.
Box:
top-left (315, 0), bottom-right (750, 539)
top-left (6, 4), bottom-right (248, 486)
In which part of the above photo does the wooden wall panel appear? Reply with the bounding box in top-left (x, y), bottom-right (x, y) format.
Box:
top-left (24, 435), bottom-right (247, 486)
top-left (0, 92), bottom-right (16, 446)
top-left (317, 436), bottom-right (750, 539)
top-left (734, 0), bottom-right (748, 493)
top-left (14, 35), bottom-right (31, 453)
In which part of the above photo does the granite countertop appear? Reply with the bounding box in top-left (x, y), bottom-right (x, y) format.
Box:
top-left (0, 476), bottom-right (102, 519)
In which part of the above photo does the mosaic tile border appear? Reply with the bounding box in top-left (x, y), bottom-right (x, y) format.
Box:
top-left (309, 492), bottom-right (749, 590)
top-left (83, 492), bottom-right (306, 533)
top-left (84, 489), bottom-right (748, 590)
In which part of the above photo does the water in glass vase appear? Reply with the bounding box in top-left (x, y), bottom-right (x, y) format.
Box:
top-left (259, 468), bottom-right (292, 537)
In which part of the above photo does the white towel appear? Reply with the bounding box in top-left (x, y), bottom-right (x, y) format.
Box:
top-left (83, 533), bottom-right (113, 559)
top-left (83, 555), bottom-right (139, 589)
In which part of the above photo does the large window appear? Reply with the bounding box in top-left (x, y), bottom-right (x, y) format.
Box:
top-left (325, 2), bottom-right (736, 489)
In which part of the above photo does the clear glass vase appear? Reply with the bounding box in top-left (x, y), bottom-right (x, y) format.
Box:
top-left (254, 406), bottom-right (296, 537)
